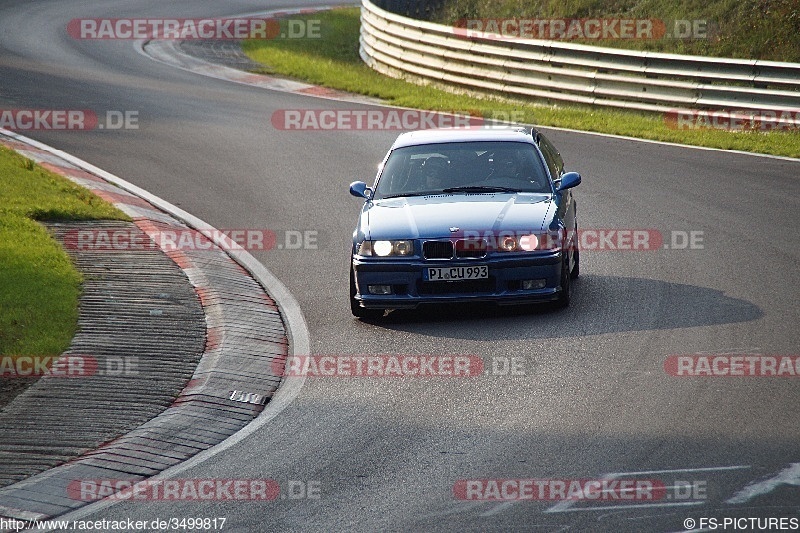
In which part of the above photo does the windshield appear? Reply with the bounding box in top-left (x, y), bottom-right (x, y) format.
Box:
top-left (373, 141), bottom-right (551, 200)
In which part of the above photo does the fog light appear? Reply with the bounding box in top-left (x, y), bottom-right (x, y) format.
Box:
top-left (368, 285), bottom-right (393, 295)
top-left (522, 279), bottom-right (546, 290)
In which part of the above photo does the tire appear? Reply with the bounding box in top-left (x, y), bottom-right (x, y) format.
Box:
top-left (554, 255), bottom-right (571, 309)
top-left (350, 265), bottom-right (384, 319)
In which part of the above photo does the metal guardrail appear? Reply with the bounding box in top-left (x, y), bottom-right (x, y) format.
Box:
top-left (359, 0), bottom-right (800, 120)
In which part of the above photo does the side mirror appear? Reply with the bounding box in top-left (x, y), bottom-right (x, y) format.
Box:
top-left (349, 181), bottom-right (373, 199)
top-left (556, 171), bottom-right (581, 191)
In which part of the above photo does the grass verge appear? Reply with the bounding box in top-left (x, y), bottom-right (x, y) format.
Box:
top-left (0, 145), bottom-right (128, 360)
top-left (436, 0), bottom-right (800, 62)
top-left (242, 8), bottom-right (800, 158)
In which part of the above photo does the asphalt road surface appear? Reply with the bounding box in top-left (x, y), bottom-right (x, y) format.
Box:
top-left (1, 0), bottom-right (798, 530)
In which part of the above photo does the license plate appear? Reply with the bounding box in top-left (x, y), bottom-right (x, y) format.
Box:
top-left (426, 265), bottom-right (488, 281)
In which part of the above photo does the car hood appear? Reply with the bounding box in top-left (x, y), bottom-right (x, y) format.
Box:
top-left (364, 193), bottom-right (554, 240)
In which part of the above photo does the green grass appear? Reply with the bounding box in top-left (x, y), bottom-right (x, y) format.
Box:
top-left (437, 0), bottom-right (800, 62)
top-left (0, 146), bottom-right (128, 359)
top-left (243, 9), bottom-right (800, 158)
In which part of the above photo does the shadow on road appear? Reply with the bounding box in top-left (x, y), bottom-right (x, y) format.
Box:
top-left (364, 275), bottom-right (763, 340)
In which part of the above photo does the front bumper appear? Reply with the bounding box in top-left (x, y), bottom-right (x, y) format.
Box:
top-left (352, 252), bottom-right (564, 309)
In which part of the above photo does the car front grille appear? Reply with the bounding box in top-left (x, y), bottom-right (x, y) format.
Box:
top-left (423, 240), bottom-right (454, 260)
top-left (455, 239), bottom-right (487, 259)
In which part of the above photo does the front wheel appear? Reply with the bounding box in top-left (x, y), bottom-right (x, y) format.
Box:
top-left (554, 255), bottom-right (572, 309)
top-left (350, 265), bottom-right (384, 319)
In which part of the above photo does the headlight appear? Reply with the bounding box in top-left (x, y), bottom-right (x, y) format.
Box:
top-left (373, 240), bottom-right (394, 256)
top-left (392, 240), bottom-right (413, 255)
top-left (357, 240), bottom-right (414, 257)
top-left (495, 232), bottom-right (562, 252)
top-left (517, 234), bottom-right (539, 251)
top-left (498, 235), bottom-right (517, 251)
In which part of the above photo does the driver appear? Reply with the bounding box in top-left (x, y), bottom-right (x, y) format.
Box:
top-left (420, 157), bottom-right (450, 190)
top-left (491, 149), bottom-right (545, 188)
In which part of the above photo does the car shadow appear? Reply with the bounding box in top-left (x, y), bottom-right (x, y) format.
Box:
top-left (363, 275), bottom-right (763, 340)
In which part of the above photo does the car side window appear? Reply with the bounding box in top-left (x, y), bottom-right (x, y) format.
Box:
top-left (538, 135), bottom-right (563, 180)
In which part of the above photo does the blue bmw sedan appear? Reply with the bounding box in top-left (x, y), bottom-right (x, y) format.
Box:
top-left (349, 127), bottom-right (581, 318)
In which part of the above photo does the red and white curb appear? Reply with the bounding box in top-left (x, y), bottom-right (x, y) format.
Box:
top-left (0, 129), bottom-right (309, 527)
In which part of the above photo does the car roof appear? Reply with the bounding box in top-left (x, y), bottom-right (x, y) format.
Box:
top-left (390, 128), bottom-right (537, 150)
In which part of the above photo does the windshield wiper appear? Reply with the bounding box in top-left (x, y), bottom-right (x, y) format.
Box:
top-left (380, 191), bottom-right (447, 199)
top-left (442, 186), bottom-right (521, 193)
